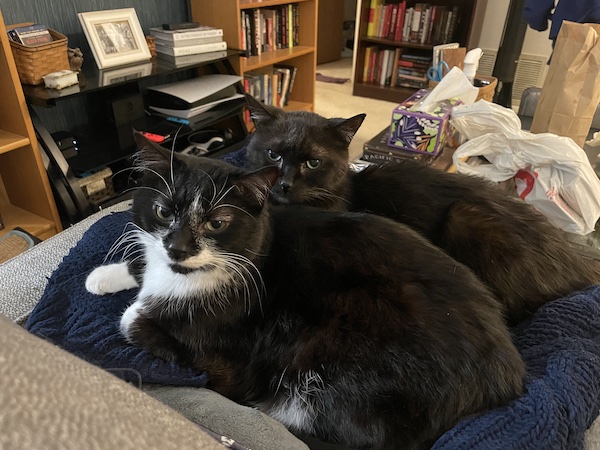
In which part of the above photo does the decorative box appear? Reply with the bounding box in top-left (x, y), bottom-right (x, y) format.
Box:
top-left (387, 89), bottom-right (461, 156)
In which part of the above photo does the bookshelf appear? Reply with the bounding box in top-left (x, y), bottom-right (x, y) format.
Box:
top-left (353, 0), bottom-right (486, 104)
top-left (0, 8), bottom-right (61, 240)
top-left (189, 0), bottom-right (317, 115)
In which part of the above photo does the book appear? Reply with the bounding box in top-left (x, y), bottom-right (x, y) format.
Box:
top-left (273, 63), bottom-right (297, 105)
top-left (394, 1), bottom-right (406, 42)
top-left (149, 25), bottom-right (223, 42)
top-left (387, 4), bottom-right (398, 40)
top-left (389, 48), bottom-right (402, 88)
top-left (7, 23), bottom-right (53, 46)
top-left (153, 35), bottom-right (223, 48)
top-left (362, 127), bottom-right (437, 165)
top-left (154, 40), bottom-right (227, 57)
top-left (156, 50), bottom-right (228, 68)
top-left (367, 0), bottom-right (382, 37)
top-left (274, 66), bottom-right (291, 107)
top-left (379, 49), bottom-right (390, 86)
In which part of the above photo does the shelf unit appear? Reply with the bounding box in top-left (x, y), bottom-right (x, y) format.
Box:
top-left (0, 8), bottom-right (62, 240)
top-left (189, 0), bottom-right (317, 114)
top-left (353, 0), bottom-right (486, 104)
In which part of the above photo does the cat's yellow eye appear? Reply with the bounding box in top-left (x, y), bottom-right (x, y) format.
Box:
top-left (205, 219), bottom-right (226, 231)
top-left (306, 159), bottom-right (321, 169)
top-left (267, 149), bottom-right (282, 162)
top-left (154, 204), bottom-right (174, 221)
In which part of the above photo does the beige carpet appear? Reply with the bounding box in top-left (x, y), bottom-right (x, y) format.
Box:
top-left (315, 57), bottom-right (399, 161)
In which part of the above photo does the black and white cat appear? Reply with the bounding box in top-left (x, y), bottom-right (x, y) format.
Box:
top-left (244, 96), bottom-right (600, 325)
top-left (86, 134), bottom-right (525, 450)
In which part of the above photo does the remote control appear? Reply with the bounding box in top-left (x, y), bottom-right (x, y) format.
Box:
top-left (162, 22), bottom-right (200, 31)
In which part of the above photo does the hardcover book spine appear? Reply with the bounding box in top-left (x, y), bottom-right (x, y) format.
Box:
top-left (155, 41), bottom-right (227, 56)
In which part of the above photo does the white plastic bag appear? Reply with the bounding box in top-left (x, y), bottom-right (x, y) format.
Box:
top-left (451, 101), bottom-right (600, 235)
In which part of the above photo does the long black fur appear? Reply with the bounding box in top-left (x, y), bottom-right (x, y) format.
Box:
top-left (101, 135), bottom-right (526, 450)
top-left (244, 96), bottom-right (600, 325)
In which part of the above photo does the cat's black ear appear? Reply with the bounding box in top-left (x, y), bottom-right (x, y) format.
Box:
top-left (132, 131), bottom-right (173, 171)
top-left (330, 113), bottom-right (366, 144)
top-left (245, 94), bottom-right (281, 124)
top-left (233, 166), bottom-right (280, 207)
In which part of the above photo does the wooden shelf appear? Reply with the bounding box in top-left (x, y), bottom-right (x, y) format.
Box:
top-left (239, 0), bottom-right (312, 9)
top-left (241, 46), bottom-right (315, 71)
top-left (353, 82), bottom-right (417, 104)
top-left (190, 0), bottom-right (317, 113)
top-left (0, 204), bottom-right (56, 240)
top-left (353, 0), bottom-right (487, 103)
top-left (0, 129), bottom-right (29, 155)
top-left (0, 7), bottom-right (62, 242)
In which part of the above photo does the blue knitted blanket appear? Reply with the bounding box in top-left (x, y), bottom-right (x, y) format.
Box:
top-left (25, 147), bottom-right (600, 448)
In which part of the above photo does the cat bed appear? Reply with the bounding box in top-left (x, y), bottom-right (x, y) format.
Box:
top-left (24, 208), bottom-right (600, 449)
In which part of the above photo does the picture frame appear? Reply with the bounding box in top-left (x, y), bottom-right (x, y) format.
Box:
top-left (100, 61), bottom-right (153, 86)
top-left (78, 8), bottom-right (151, 70)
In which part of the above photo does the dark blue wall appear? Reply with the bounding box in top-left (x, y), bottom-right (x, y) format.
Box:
top-left (2, 1), bottom-right (189, 59)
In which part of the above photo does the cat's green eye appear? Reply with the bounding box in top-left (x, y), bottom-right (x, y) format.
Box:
top-left (205, 219), bottom-right (226, 231)
top-left (154, 204), bottom-right (174, 221)
top-left (306, 159), bottom-right (321, 169)
top-left (267, 149), bottom-right (282, 162)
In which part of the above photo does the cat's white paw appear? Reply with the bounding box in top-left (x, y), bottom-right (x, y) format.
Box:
top-left (120, 300), bottom-right (142, 341)
top-left (85, 262), bottom-right (139, 295)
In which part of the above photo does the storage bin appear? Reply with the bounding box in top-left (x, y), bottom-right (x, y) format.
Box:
top-left (8, 24), bottom-right (70, 85)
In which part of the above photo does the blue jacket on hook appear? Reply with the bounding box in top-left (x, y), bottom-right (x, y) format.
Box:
top-left (523, 0), bottom-right (600, 43)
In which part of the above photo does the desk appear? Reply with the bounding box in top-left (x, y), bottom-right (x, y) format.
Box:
top-left (25, 50), bottom-right (247, 226)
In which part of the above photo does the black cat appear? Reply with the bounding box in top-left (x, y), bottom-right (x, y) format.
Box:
top-left (86, 135), bottom-right (525, 450)
top-left (244, 96), bottom-right (600, 325)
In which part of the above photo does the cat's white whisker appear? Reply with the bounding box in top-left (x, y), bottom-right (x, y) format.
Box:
top-left (136, 166), bottom-right (174, 198)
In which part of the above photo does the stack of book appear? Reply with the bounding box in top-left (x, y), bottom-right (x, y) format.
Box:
top-left (366, 1), bottom-right (460, 45)
top-left (7, 23), bottom-right (53, 46)
top-left (243, 64), bottom-right (297, 109)
top-left (240, 4), bottom-right (299, 57)
top-left (362, 127), bottom-right (452, 169)
top-left (149, 25), bottom-right (227, 65)
top-left (362, 46), bottom-right (431, 89)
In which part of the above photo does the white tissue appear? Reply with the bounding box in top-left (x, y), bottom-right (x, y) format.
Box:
top-left (410, 67), bottom-right (479, 113)
top-left (586, 131), bottom-right (600, 147)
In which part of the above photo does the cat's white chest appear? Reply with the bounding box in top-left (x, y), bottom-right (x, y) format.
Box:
top-left (263, 370), bottom-right (324, 434)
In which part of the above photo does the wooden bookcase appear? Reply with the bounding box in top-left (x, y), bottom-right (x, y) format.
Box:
top-left (0, 8), bottom-right (61, 240)
top-left (189, 0), bottom-right (317, 114)
top-left (353, 0), bottom-right (486, 104)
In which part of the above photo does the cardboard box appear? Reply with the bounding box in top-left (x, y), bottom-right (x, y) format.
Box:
top-left (387, 89), bottom-right (460, 156)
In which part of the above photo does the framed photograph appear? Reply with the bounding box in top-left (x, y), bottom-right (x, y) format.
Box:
top-left (100, 61), bottom-right (153, 86)
top-left (78, 8), bottom-right (151, 70)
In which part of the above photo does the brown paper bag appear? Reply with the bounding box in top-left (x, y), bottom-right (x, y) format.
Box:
top-left (442, 47), bottom-right (466, 71)
top-left (530, 21), bottom-right (600, 147)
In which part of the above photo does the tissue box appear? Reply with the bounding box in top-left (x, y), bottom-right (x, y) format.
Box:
top-left (387, 89), bottom-right (461, 156)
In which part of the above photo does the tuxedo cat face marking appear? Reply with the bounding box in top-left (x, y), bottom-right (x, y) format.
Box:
top-left (245, 95), bottom-right (365, 209)
top-left (129, 133), bottom-right (278, 304)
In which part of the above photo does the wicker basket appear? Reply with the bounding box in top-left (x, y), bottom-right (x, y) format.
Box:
top-left (428, 74), bottom-right (498, 102)
top-left (8, 24), bottom-right (70, 85)
top-left (475, 75), bottom-right (498, 102)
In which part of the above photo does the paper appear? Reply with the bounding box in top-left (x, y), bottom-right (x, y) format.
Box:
top-left (410, 67), bottom-right (479, 113)
top-left (149, 93), bottom-right (245, 119)
top-left (530, 22), bottom-right (600, 147)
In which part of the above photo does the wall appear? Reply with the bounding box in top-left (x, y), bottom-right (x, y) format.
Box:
top-left (2, 0), bottom-right (188, 60)
top-left (477, 0), bottom-right (553, 58)
top-left (2, 0), bottom-right (189, 136)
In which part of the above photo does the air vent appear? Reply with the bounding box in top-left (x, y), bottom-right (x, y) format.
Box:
top-left (473, 49), bottom-right (547, 107)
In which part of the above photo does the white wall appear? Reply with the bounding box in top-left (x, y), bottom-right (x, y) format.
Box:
top-left (477, 0), bottom-right (553, 58)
